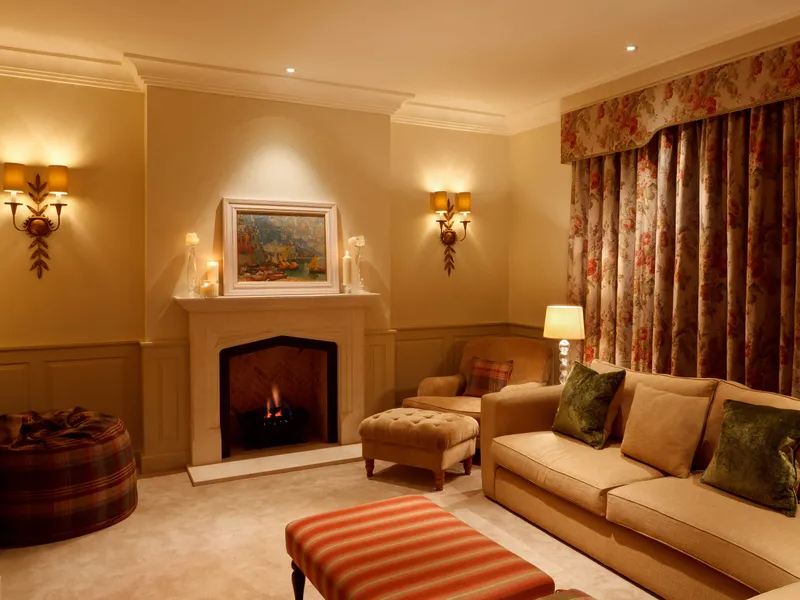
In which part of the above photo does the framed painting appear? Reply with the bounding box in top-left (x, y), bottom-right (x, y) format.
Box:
top-left (222, 198), bottom-right (339, 296)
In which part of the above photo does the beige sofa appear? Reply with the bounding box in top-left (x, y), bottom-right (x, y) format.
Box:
top-left (402, 335), bottom-right (552, 426)
top-left (481, 359), bottom-right (800, 600)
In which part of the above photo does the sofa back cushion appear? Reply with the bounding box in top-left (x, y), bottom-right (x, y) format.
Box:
top-left (695, 380), bottom-right (800, 470)
top-left (590, 360), bottom-right (718, 440)
top-left (459, 336), bottom-right (552, 386)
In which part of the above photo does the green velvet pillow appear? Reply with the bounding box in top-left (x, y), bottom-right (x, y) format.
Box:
top-left (701, 399), bottom-right (800, 517)
top-left (552, 362), bottom-right (626, 449)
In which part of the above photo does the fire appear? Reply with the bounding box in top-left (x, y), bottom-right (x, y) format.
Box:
top-left (265, 383), bottom-right (284, 419)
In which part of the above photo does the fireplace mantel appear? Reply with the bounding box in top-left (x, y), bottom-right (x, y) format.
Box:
top-left (176, 292), bottom-right (379, 465)
top-left (175, 292), bottom-right (379, 313)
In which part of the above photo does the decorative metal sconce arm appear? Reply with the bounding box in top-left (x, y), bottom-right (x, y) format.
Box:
top-left (4, 201), bottom-right (25, 231)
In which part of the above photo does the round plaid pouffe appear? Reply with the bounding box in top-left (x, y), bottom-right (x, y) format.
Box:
top-left (0, 407), bottom-right (138, 547)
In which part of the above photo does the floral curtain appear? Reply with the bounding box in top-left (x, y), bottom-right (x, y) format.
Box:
top-left (567, 99), bottom-right (800, 397)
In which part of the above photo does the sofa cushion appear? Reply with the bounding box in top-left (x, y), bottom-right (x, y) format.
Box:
top-left (696, 380), bottom-right (800, 469)
top-left (620, 384), bottom-right (710, 478)
top-left (402, 396), bottom-right (481, 421)
top-left (552, 362), bottom-right (626, 449)
top-left (701, 399), bottom-right (800, 516)
top-left (590, 360), bottom-right (718, 440)
top-left (491, 431), bottom-right (663, 516)
top-left (607, 474), bottom-right (800, 592)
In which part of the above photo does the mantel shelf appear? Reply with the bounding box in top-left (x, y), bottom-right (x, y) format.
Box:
top-left (174, 292), bottom-right (380, 313)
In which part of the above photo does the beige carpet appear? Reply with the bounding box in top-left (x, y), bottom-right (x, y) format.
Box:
top-left (0, 461), bottom-right (655, 600)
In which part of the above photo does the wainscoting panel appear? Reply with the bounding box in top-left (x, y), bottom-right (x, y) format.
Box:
top-left (365, 330), bottom-right (396, 417)
top-left (140, 340), bottom-right (190, 474)
top-left (0, 343), bottom-right (142, 447)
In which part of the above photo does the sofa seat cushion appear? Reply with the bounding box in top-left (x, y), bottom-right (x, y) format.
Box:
top-left (402, 396), bottom-right (481, 421)
top-left (491, 431), bottom-right (664, 516)
top-left (607, 475), bottom-right (800, 592)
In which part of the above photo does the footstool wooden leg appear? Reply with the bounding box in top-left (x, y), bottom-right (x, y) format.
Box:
top-left (434, 470), bottom-right (445, 491)
top-left (365, 458), bottom-right (375, 478)
top-left (291, 561), bottom-right (305, 600)
top-left (463, 456), bottom-right (473, 475)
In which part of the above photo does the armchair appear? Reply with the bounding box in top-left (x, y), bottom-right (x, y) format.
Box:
top-left (402, 335), bottom-right (553, 428)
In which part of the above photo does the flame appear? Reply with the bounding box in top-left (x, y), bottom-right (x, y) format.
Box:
top-left (265, 384), bottom-right (283, 419)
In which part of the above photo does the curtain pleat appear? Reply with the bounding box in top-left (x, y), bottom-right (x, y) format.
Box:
top-left (671, 125), bottom-right (699, 376)
top-left (725, 111), bottom-right (749, 384)
top-left (745, 104), bottom-right (783, 391)
top-left (698, 116), bottom-right (728, 378)
top-left (615, 151), bottom-right (638, 368)
top-left (599, 156), bottom-right (620, 363)
top-left (567, 99), bottom-right (800, 397)
top-left (631, 138), bottom-right (659, 372)
top-left (652, 129), bottom-right (677, 374)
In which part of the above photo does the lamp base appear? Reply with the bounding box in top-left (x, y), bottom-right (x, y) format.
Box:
top-left (558, 340), bottom-right (570, 385)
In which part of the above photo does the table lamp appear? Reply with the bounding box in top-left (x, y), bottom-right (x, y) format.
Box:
top-left (543, 305), bottom-right (586, 384)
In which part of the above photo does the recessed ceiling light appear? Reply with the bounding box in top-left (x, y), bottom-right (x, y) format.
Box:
top-left (285, 67), bottom-right (296, 73)
top-left (626, 45), bottom-right (638, 52)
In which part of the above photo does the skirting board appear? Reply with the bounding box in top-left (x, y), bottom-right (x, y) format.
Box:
top-left (186, 443), bottom-right (363, 486)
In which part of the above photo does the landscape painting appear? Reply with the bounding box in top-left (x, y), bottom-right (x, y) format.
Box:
top-left (222, 198), bottom-right (339, 297)
top-left (237, 212), bottom-right (328, 283)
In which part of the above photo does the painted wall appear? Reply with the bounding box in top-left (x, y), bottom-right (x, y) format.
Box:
top-left (390, 124), bottom-right (511, 329)
top-left (508, 122), bottom-right (572, 327)
top-left (144, 87), bottom-right (392, 340)
top-left (0, 78), bottom-right (144, 347)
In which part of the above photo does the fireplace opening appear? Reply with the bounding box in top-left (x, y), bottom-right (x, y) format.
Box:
top-left (219, 336), bottom-right (338, 459)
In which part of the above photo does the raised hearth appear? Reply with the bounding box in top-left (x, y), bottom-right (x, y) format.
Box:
top-left (176, 293), bottom-right (378, 465)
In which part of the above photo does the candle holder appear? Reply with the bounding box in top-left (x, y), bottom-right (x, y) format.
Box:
top-left (185, 243), bottom-right (199, 298)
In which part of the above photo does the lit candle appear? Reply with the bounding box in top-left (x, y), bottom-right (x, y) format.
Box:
top-left (207, 261), bottom-right (219, 285)
top-left (185, 232), bottom-right (199, 246)
top-left (200, 281), bottom-right (218, 297)
top-left (342, 251), bottom-right (352, 289)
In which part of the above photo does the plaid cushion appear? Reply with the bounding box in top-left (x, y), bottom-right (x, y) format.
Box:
top-left (0, 407), bottom-right (137, 547)
top-left (464, 356), bottom-right (514, 397)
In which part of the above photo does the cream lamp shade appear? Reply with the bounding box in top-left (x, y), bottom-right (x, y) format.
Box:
top-left (455, 192), bottom-right (471, 214)
top-left (430, 191), bottom-right (448, 214)
top-left (543, 305), bottom-right (586, 340)
top-left (48, 165), bottom-right (69, 196)
top-left (3, 163), bottom-right (25, 193)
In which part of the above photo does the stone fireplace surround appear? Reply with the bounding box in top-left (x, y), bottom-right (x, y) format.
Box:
top-left (176, 293), bottom-right (378, 466)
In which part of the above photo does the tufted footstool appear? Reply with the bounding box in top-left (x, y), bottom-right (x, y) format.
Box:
top-left (358, 408), bottom-right (479, 491)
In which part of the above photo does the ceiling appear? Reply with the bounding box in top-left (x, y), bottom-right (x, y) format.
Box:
top-left (1, 0), bottom-right (800, 117)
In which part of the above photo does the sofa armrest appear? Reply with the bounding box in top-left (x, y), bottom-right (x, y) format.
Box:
top-left (481, 383), bottom-right (563, 498)
top-left (417, 373), bottom-right (466, 397)
top-left (751, 583), bottom-right (800, 599)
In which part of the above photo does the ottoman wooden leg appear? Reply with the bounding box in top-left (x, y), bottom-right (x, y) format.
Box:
top-left (365, 458), bottom-right (375, 478)
top-left (434, 470), bottom-right (445, 491)
top-left (291, 561), bottom-right (305, 600)
top-left (463, 456), bottom-right (473, 475)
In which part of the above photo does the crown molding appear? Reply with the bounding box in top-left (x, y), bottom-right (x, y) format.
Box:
top-left (392, 102), bottom-right (509, 135)
top-left (504, 100), bottom-right (561, 135)
top-left (124, 53), bottom-right (413, 115)
top-left (0, 46), bottom-right (139, 92)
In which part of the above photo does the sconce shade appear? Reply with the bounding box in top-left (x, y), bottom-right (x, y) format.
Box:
top-left (543, 305), bottom-right (586, 340)
top-left (430, 191), bottom-right (448, 213)
top-left (3, 163), bottom-right (25, 193)
top-left (455, 192), bottom-right (471, 214)
top-left (48, 165), bottom-right (69, 195)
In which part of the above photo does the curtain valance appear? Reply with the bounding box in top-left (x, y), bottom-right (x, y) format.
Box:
top-left (560, 41), bottom-right (800, 164)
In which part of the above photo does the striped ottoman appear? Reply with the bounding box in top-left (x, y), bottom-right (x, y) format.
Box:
top-left (0, 407), bottom-right (137, 547)
top-left (285, 495), bottom-right (555, 600)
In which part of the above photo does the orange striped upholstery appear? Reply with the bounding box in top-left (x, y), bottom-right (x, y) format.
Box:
top-left (285, 495), bottom-right (555, 600)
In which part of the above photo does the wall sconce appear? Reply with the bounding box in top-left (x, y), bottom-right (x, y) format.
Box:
top-left (4, 163), bottom-right (69, 278)
top-left (431, 191), bottom-right (471, 276)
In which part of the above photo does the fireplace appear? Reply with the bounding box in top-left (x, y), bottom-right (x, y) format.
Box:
top-left (219, 336), bottom-right (338, 458)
